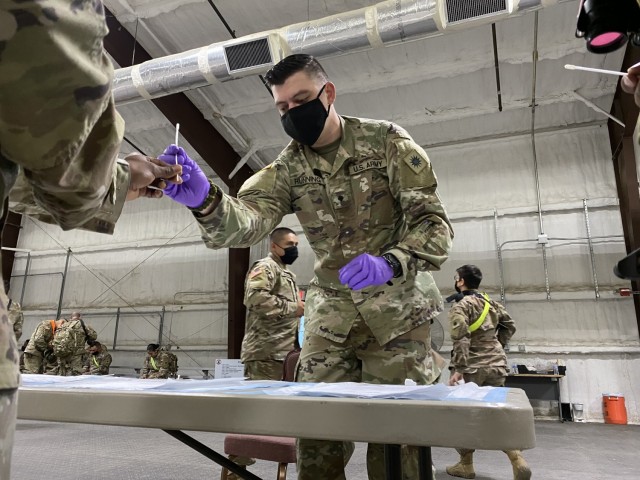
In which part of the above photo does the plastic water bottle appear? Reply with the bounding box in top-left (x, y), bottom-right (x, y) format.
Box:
top-left (511, 363), bottom-right (518, 374)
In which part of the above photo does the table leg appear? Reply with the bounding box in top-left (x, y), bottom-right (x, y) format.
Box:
top-left (384, 444), bottom-right (402, 480)
top-left (164, 429), bottom-right (263, 480)
top-left (418, 446), bottom-right (433, 480)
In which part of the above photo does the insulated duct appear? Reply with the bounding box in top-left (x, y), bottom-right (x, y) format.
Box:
top-left (113, 0), bottom-right (570, 105)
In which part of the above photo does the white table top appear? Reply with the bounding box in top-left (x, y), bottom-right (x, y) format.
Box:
top-left (17, 375), bottom-right (535, 450)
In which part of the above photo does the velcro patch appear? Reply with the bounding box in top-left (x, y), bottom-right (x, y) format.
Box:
top-left (402, 151), bottom-right (428, 175)
top-left (249, 267), bottom-right (263, 279)
top-left (349, 158), bottom-right (387, 175)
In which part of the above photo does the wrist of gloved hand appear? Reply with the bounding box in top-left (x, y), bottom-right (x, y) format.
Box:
top-left (190, 179), bottom-right (221, 216)
top-left (338, 253), bottom-right (394, 290)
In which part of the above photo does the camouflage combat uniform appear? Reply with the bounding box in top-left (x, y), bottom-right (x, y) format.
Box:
top-left (449, 291), bottom-right (515, 382)
top-left (53, 319), bottom-right (98, 376)
top-left (140, 351), bottom-right (176, 379)
top-left (194, 116), bottom-right (453, 479)
top-left (242, 254), bottom-right (299, 380)
top-left (447, 291), bottom-right (530, 480)
top-left (8, 301), bottom-right (23, 341)
top-left (0, 1), bottom-right (130, 476)
top-left (83, 345), bottom-right (112, 375)
top-left (23, 320), bottom-right (60, 375)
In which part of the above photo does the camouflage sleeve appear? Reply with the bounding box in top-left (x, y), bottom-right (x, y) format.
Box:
top-left (495, 302), bottom-right (516, 347)
top-left (99, 353), bottom-right (112, 374)
top-left (8, 304), bottom-right (23, 342)
top-left (244, 263), bottom-right (298, 317)
top-left (384, 127), bottom-right (454, 278)
top-left (31, 324), bottom-right (51, 354)
top-left (449, 303), bottom-right (471, 373)
top-left (140, 357), bottom-right (149, 379)
top-left (195, 162), bottom-right (293, 249)
top-left (0, 0), bottom-right (129, 235)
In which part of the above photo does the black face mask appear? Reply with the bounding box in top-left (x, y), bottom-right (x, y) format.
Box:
top-left (281, 84), bottom-right (330, 146)
top-left (91, 351), bottom-right (99, 356)
top-left (454, 282), bottom-right (461, 294)
top-left (279, 245), bottom-right (299, 265)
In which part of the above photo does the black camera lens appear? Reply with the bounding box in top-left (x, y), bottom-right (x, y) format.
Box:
top-left (576, 0), bottom-right (640, 54)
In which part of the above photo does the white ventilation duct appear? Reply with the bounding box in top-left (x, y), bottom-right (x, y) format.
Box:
top-left (113, 0), bottom-right (571, 105)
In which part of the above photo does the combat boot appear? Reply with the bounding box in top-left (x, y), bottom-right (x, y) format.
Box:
top-left (505, 450), bottom-right (531, 480)
top-left (446, 450), bottom-right (475, 479)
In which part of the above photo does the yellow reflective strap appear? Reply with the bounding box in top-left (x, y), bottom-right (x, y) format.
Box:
top-left (469, 293), bottom-right (491, 333)
top-left (92, 356), bottom-right (99, 368)
top-left (150, 356), bottom-right (158, 370)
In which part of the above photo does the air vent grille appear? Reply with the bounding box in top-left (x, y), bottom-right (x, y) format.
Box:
top-left (224, 38), bottom-right (272, 73)
top-left (446, 0), bottom-right (507, 23)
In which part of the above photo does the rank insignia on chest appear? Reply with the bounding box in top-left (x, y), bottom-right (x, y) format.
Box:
top-left (403, 152), bottom-right (428, 174)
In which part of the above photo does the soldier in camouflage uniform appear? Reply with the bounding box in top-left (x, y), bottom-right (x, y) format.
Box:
top-left (83, 341), bottom-right (112, 375)
top-left (242, 227), bottom-right (303, 380)
top-left (140, 344), bottom-right (177, 379)
top-left (226, 227), bottom-right (304, 479)
top-left (0, 1), bottom-right (182, 476)
top-left (159, 54), bottom-right (453, 480)
top-left (446, 265), bottom-right (530, 480)
top-left (52, 312), bottom-right (98, 376)
top-left (8, 299), bottom-right (23, 341)
top-left (23, 319), bottom-right (66, 375)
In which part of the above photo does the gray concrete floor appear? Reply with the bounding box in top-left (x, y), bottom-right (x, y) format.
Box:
top-left (10, 420), bottom-right (640, 479)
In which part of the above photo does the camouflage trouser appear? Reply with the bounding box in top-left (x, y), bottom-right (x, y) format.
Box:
top-left (243, 359), bottom-right (283, 381)
top-left (297, 316), bottom-right (436, 480)
top-left (0, 388), bottom-right (17, 480)
top-left (23, 352), bottom-right (58, 375)
top-left (457, 367), bottom-right (507, 457)
top-left (58, 354), bottom-right (85, 376)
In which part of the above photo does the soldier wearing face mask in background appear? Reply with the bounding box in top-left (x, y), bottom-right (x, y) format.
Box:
top-left (225, 227), bottom-right (303, 480)
top-left (241, 227), bottom-right (303, 381)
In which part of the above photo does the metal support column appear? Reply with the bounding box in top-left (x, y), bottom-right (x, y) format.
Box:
top-left (56, 248), bottom-right (72, 320)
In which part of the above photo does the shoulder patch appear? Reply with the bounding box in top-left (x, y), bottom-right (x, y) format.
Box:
top-left (402, 151), bottom-right (428, 175)
top-left (249, 267), bottom-right (263, 279)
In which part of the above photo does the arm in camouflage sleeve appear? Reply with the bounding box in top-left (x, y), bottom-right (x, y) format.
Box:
top-left (449, 303), bottom-right (471, 374)
top-left (31, 323), bottom-right (51, 354)
top-left (99, 353), bottom-right (112, 375)
top-left (244, 263), bottom-right (298, 317)
top-left (495, 302), bottom-right (516, 348)
top-left (194, 163), bottom-right (293, 249)
top-left (384, 130), bottom-right (454, 279)
top-left (0, 0), bottom-right (129, 235)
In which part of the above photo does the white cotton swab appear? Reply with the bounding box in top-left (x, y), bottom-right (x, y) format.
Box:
top-left (565, 62), bottom-right (640, 76)
top-left (564, 64), bottom-right (626, 76)
top-left (174, 123), bottom-right (180, 164)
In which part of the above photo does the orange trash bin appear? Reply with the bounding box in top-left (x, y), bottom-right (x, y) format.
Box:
top-left (603, 394), bottom-right (628, 425)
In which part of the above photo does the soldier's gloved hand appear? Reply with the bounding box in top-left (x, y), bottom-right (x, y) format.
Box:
top-left (338, 253), bottom-right (393, 290)
top-left (158, 145), bottom-right (210, 208)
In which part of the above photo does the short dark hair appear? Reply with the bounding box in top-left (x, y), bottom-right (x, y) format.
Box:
top-left (147, 343), bottom-right (160, 352)
top-left (270, 227), bottom-right (296, 244)
top-left (457, 265), bottom-right (483, 290)
top-left (265, 54), bottom-right (328, 87)
top-left (91, 341), bottom-right (102, 348)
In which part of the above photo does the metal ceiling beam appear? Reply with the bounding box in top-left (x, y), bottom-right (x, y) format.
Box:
top-left (608, 44), bottom-right (640, 335)
top-left (103, 7), bottom-right (252, 358)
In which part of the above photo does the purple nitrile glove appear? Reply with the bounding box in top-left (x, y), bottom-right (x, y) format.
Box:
top-left (338, 253), bottom-right (393, 290)
top-left (158, 145), bottom-right (210, 208)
